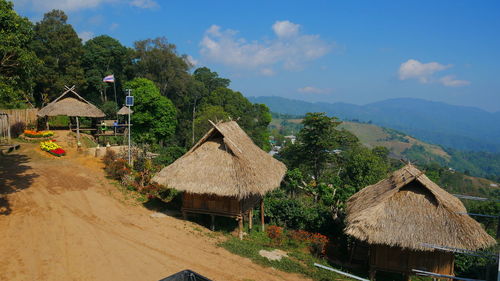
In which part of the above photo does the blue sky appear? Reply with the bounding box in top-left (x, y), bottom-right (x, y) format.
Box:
top-left (12, 0), bottom-right (500, 111)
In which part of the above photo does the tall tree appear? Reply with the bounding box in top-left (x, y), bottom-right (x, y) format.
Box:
top-left (193, 67), bottom-right (230, 93)
top-left (0, 0), bottom-right (40, 108)
top-left (124, 78), bottom-right (177, 145)
top-left (31, 9), bottom-right (85, 104)
top-left (82, 35), bottom-right (133, 105)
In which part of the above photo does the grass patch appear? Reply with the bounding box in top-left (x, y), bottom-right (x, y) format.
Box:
top-left (220, 230), bottom-right (357, 281)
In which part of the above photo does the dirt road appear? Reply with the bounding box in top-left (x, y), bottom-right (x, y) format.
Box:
top-left (0, 140), bottom-right (307, 281)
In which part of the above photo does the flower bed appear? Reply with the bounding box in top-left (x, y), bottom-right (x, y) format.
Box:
top-left (40, 140), bottom-right (66, 157)
top-left (24, 130), bottom-right (54, 138)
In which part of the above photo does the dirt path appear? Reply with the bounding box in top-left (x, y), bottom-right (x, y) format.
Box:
top-left (0, 139), bottom-right (307, 281)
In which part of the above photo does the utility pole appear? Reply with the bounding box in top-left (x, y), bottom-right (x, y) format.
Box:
top-left (125, 89), bottom-right (133, 166)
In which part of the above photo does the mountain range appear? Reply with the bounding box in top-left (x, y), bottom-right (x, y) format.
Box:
top-left (249, 96), bottom-right (500, 153)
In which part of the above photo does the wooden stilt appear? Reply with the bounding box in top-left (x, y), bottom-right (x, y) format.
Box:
top-left (260, 199), bottom-right (265, 231)
top-left (182, 211), bottom-right (187, 220)
top-left (238, 217), bottom-right (243, 240)
top-left (76, 116), bottom-right (81, 148)
top-left (210, 215), bottom-right (215, 231)
top-left (248, 209), bottom-right (253, 231)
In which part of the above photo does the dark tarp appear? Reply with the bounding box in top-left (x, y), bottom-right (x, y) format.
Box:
top-left (159, 270), bottom-right (212, 281)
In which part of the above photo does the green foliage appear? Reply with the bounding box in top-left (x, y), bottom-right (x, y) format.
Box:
top-left (193, 105), bottom-right (230, 141)
top-left (340, 146), bottom-right (389, 190)
top-left (0, 0), bottom-right (41, 108)
top-left (153, 146), bottom-right (187, 167)
top-left (82, 35), bottom-right (133, 104)
top-left (100, 101), bottom-right (118, 118)
top-left (124, 78), bottom-right (177, 144)
top-left (193, 67), bottom-right (230, 93)
top-left (31, 10), bottom-right (85, 104)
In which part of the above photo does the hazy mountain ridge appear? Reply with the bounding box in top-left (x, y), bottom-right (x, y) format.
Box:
top-left (250, 96), bottom-right (500, 152)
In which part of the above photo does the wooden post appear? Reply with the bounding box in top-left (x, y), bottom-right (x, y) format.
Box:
top-left (76, 116), bottom-right (81, 148)
top-left (369, 269), bottom-right (376, 281)
top-left (210, 215), bottom-right (215, 231)
top-left (260, 199), bottom-right (265, 232)
top-left (238, 217), bottom-right (243, 240)
top-left (182, 210), bottom-right (187, 220)
top-left (248, 209), bottom-right (253, 231)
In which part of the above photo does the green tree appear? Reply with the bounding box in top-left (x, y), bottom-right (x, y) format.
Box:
top-left (0, 0), bottom-right (41, 108)
top-left (193, 67), bottom-right (230, 93)
top-left (295, 112), bottom-right (342, 180)
top-left (82, 35), bottom-right (133, 104)
top-left (341, 146), bottom-right (389, 190)
top-left (31, 9), bottom-right (85, 104)
top-left (124, 78), bottom-right (177, 144)
top-left (193, 105), bottom-right (229, 141)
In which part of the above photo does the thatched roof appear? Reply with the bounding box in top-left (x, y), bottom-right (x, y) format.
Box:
top-left (345, 164), bottom-right (496, 251)
top-left (152, 121), bottom-right (287, 199)
top-left (117, 106), bottom-right (133, 115)
top-left (37, 86), bottom-right (105, 118)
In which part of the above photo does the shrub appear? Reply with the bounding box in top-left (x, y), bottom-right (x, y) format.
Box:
top-left (289, 230), bottom-right (330, 257)
top-left (266, 225), bottom-right (284, 246)
top-left (10, 121), bottom-right (26, 138)
top-left (103, 149), bottom-right (117, 167)
top-left (105, 157), bottom-right (130, 180)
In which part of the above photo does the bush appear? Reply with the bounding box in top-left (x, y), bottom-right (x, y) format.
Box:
top-left (266, 225), bottom-right (284, 246)
top-left (10, 121), bottom-right (26, 138)
top-left (103, 150), bottom-right (130, 180)
top-left (289, 230), bottom-right (330, 257)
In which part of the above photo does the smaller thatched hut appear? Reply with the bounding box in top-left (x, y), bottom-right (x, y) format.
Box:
top-left (152, 120), bottom-right (287, 237)
top-left (37, 85), bottom-right (105, 145)
top-left (345, 164), bottom-right (496, 280)
top-left (117, 106), bottom-right (133, 115)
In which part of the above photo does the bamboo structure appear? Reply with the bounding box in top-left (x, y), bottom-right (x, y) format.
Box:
top-left (152, 120), bottom-right (286, 238)
top-left (37, 85), bottom-right (105, 146)
top-left (345, 164), bottom-right (496, 280)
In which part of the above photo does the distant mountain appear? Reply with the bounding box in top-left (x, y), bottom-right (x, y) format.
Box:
top-left (250, 96), bottom-right (500, 152)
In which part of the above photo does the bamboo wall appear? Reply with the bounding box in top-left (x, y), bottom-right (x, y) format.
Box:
top-left (182, 193), bottom-right (262, 218)
top-left (370, 245), bottom-right (454, 277)
top-left (0, 108), bottom-right (39, 126)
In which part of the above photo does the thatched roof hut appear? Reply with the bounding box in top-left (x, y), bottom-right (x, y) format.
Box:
top-left (37, 86), bottom-right (105, 118)
top-left (117, 106), bottom-right (133, 115)
top-left (345, 164), bottom-right (495, 279)
top-left (152, 120), bottom-right (286, 237)
top-left (152, 120), bottom-right (286, 199)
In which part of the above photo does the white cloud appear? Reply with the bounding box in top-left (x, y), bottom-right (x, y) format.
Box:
top-left (398, 59), bottom-right (451, 83)
top-left (260, 68), bottom-right (275, 76)
top-left (130, 0), bottom-right (158, 9)
top-left (78, 31), bottom-right (94, 42)
top-left (272, 20), bottom-right (300, 38)
top-left (109, 23), bottom-right (119, 31)
top-left (184, 55), bottom-right (198, 67)
top-left (199, 21), bottom-right (331, 75)
top-left (12, 0), bottom-right (158, 12)
top-left (439, 75), bottom-right (470, 87)
top-left (297, 86), bottom-right (331, 94)
top-left (12, 0), bottom-right (114, 12)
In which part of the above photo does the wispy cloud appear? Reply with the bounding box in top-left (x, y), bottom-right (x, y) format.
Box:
top-left (297, 86), bottom-right (331, 94)
top-left (439, 75), bottom-right (470, 87)
top-left (184, 55), bottom-right (198, 67)
top-left (398, 59), bottom-right (470, 87)
top-left (12, 0), bottom-right (158, 12)
top-left (398, 59), bottom-right (450, 83)
top-left (130, 0), bottom-right (158, 9)
top-left (78, 31), bottom-right (94, 43)
top-left (109, 23), bottom-right (119, 31)
top-left (200, 20), bottom-right (332, 75)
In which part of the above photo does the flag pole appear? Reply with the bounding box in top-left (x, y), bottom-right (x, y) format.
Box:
top-left (113, 80), bottom-right (118, 117)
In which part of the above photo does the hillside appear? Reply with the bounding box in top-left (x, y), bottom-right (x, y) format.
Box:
top-left (270, 115), bottom-right (500, 182)
top-left (251, 96), bottom-right (500, 153)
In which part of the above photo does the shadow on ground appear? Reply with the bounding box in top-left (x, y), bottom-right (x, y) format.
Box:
top-left (0, 152), bottom-right (38, 215)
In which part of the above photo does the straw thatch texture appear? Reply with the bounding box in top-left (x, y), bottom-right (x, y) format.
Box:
top-left (345, 164), bottom-right (496, 251)
top-left (152, 121), bottom-right (287, 199)
top-left (117, 106), bottom-right (133, 115)
top-left (37, 87), bottom-right (105, 118)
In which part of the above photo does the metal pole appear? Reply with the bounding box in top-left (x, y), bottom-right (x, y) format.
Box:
top-left (127, 89), bottom-right (131, 166)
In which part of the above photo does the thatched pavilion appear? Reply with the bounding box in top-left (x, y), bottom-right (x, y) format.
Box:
top-left (152, 120), bottom-right (287, 238)
top-left (37, 85), bottom-right (105, 146)
top-left (345, 164), bottom-right (496, 280)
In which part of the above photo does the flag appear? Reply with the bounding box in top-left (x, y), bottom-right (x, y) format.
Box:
top-left (103, 74), bottom-right (115, 83)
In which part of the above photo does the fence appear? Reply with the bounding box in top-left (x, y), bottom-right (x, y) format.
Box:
top-left (0, 109), bottom-right (39, 142)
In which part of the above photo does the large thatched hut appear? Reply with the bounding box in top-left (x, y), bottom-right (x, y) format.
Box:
top-left (345, 164), bottom-right (496, 280)
top-left (152, 120), bottom-right (286, 238)
top-left (37, 85), bottom-right (105, 145)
